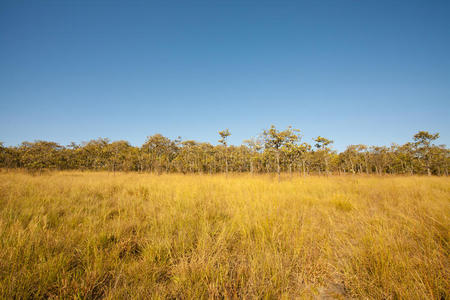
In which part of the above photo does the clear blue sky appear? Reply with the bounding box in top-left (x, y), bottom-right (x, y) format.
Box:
top-left (1, 0), bottom-right (449, 151)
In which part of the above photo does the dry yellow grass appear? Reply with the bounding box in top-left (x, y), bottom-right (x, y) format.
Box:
top-left (0, 171), bottom-right (448, 299)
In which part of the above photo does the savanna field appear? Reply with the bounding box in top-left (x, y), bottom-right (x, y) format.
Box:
top-left (0, 171), bottom-right (448, 299)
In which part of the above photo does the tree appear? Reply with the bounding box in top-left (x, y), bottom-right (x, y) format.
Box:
top-left (263, 125), bottom-right (300, 180)
top-left (413, 131), bottom-right (440, 176)
top-left (0, 142), bottom-right (18, 169)
top-left (142, 134), bottom-right (177, 173)
top-left (313, 136), bottom-right (333, 175)
top-left (370, 146), bottom-right (389, 175)
top-left (244, 137), bottom-right (263, 174)
top-left (218, 129), bottom-right (231, 174)
top-left (18, 141), bottom-right (63, 171)
top-left (295, 142), bottom-right (312, 176)
top-left (0, 127), bottom-right (447, 176)
top-left (78, 138), bottom-right (111, 170)
top-left (430, 145), bottom-right (449, 176)
top-left (281, 130), bottom-right (303, 176)
top-left (106, 141), bottom-right (133, 172)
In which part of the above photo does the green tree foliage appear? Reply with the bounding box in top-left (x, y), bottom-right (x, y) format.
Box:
top-left (0, 130), bottom-right (448, 176)
top-left (218, 129), bottom-right (231, 173)
top-left (413, 131), bottom-right (440, 176)
top-left (142, 134), bottom-right (178, 173)
top-left (18, 141), bottom-right (64, 171)
top-left (313, 136), bottom-right (334, 175)
top-left (262, 125), bottom-right (301, 180)
top-left (243, 137), bottom-right (263, 174)
top-left (0, 142), bottom-right (20, 169)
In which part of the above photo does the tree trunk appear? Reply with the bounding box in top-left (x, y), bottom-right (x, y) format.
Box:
top-left (349, 158), bottom-right (355, 174)
top-left (365, 156), bottom-right (369, 175)
top-left (276, 151), bottom-right (280, 181)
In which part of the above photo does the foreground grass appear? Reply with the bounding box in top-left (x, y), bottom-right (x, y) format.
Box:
top-left (0, 171), bottom-right (448, 299)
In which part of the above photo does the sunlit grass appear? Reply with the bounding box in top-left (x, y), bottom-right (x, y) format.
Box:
top-left (0, 171), bottom-right (448, 298)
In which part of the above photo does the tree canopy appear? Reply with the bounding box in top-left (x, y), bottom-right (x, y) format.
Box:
top-left (0, 128), bottom-right (448, 176)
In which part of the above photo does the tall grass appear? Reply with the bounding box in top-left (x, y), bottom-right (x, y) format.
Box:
top-left (0, 171), bottom-right (448, 299)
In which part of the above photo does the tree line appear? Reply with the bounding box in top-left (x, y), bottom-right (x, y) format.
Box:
top-left (0, 126), bottom-right (448, 176)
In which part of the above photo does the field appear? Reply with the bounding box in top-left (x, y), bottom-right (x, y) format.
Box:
top-left (0, 171), bottom-right (448, 299)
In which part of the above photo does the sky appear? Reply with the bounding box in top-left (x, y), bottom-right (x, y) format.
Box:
top-left (1, 0), bottom-right (449, 151)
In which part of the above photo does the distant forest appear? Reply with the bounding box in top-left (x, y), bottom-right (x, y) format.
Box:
top-left (0, 126), bottom-right (448, 176)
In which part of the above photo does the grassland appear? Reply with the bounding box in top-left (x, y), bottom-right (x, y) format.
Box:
top-left (0, 171), bottom-right (448, 299)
